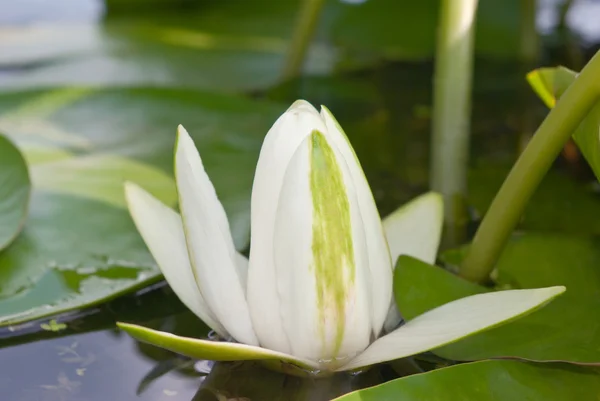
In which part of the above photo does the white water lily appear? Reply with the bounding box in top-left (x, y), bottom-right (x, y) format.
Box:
top-left (118, 100), bottom-right (564, 375)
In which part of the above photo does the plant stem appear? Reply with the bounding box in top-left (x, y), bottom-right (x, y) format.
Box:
top-left (519, 0), bottom-right (539, 64)
top-left (460, 50), bottom-right (600, 283)
top-left (430, 0), bottom-right (479, 246)
top-left (282, 0), bottom-right (326, 80)
top-left (558, 0), bottom-right (584, 69)
top-left (517, 0), bottom-right (539, 153)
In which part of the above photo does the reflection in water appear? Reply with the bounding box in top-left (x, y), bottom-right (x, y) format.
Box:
top-left (0, 0), bottom-right (104, 25)
top-left (0, 329), bottom-right (202, 401)
top-left (192, 361), bottom-right (385, 401)
top-left (0, 324), bottom-right (386, 401)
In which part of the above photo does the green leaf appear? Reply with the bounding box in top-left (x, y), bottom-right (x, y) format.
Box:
top-left (395, 234), bottom-right (600, 364)
top-left (29, 153), bottom-right (176, 208)
top-left (527, 66), bottom-right (600, 183)
top-left (0, 87), bottom-right (282, 327)
top-left (0, 134), bottom-right (30, 251)
top-left (469, 163), bottom-right (600, 235)
top-left (526, 67), bottom-right (576, 108)
top-left (333, 360), bottom-right (600, 401)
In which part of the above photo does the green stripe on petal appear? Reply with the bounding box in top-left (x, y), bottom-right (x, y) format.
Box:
top-left (320, 105), bottom-right (393, 338)
top-left (310, 130), bottom-right (355, 358)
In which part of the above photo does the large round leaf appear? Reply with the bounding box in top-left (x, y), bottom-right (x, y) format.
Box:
top-left (333, 360), bottom-right (600, 401)
top-left (395, 232), bottom-right (600, 364)
top-left (0, 134), bottom-right (30, 251)
top-left (0, 87), bottom-right (282, 326)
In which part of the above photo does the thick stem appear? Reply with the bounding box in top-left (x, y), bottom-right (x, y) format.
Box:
top-left (430, 0), bottom-right (479, 246)
top-left (460, 50), bottom-right (600, 283)
top-left (282, 0), bottom-right (326, 80)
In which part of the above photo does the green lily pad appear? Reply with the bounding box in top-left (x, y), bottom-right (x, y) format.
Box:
top-left (395, 232), bottom-right (600, 363)
top-left (527, 66), bottom-right (600, 183)
top-left (332, 360), bottom-right (600, 401)
top-left (0, 134), bottom-right (31, 251)
top-left (0, 87), bottom-right (282, 327)
top-left (469, 163), bottom-right (600, 235)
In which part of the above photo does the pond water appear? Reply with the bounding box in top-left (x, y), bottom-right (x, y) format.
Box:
top-left (1, 1), bottom-right (600, 400)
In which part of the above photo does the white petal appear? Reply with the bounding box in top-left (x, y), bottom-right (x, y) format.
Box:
top-left (383, 192), bottom-right (444, 265)
top-left (124, 182), bottom-right (227, 337)
top-left (382, 192), bottom-right (444, 331)
top-left (247, 100), bottom-right (327, 354)
top-left (320, 106), bottom-right (393, 338)
top-left (234, 253), bottom-right (249, 295)
top-left (175, 125), bottom-right (257, 345)
top-left (273, 131), bottom-right (372, 365)
top-left (118, 322), bottom-right (319, 371)
top-left (338, 286), bottom-right (566, 371)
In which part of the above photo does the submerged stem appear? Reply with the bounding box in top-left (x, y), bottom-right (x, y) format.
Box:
top-left (430, 0), bottom-right (478, 246)
top-left (460, 50), bottom-right (600, 283)
top-left (282, 0), bottom-right (326, 80)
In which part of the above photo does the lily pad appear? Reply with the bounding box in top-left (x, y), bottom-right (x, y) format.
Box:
top-left (333, 360), bottom-right (600, 401)
top-left (0, 134), bottom-right (31, 251)
top-left (468, 163), bottom-right (600, 235)
top-left (527, 66), bottom-right (600, 182)
top-left (0, 87), bottom-right (283, 327)
top-left (395, 232), bottom-right (600, 364)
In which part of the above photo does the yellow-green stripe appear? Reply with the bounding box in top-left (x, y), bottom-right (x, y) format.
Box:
top-left (309, 129), bottom-right (355, 358)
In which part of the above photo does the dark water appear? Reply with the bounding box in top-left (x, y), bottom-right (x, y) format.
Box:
top-left (1, 1), bottom-right (600, 401)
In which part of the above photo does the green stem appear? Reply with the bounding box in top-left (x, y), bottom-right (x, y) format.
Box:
top-left (460, 50), bottom-right (600, 283)
top-left (519, 0), bottom-right (539, 64)
top-left (517, 0), bottom-right (538, 153)
top-left (557, 0), bottom-right (584, 69)
top-left (430, 0), bottom-right (479, 246)
top-left (282, 0), bottom-right (326, 80)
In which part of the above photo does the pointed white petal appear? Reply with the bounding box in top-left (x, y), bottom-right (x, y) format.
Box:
top-left (338, 286), bottom-right (566, 371)
top-left (247, 100), bottom-right (327, 354)
top-left (124, 182), bottom-right (227, 337)
top-left (320, 106), bottom-right (393, 338)
top-left (382, 192), bottom-right (444, 331)
top-left (117, 322), bottom-right (319, 371)
top-left (274, 131), bottom-right (372, 364)
top-left (175, 125), bottom-right (257, 346)
top-left (383, 192), bottom-right (444, 265)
